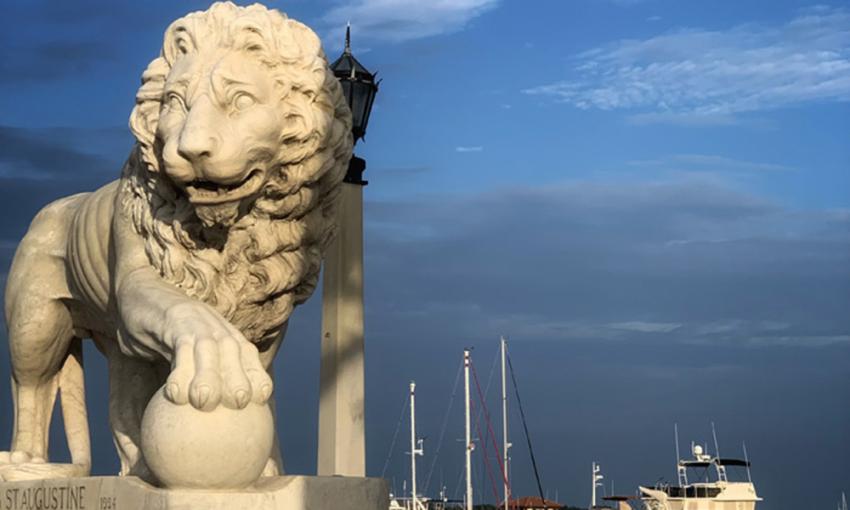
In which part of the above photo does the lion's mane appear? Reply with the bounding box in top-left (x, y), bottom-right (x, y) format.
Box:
top-left (122, 2), bottom-right (353, 342)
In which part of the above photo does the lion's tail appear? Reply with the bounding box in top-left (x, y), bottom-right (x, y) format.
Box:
top-left (59, 338), bottom-right (91, 472)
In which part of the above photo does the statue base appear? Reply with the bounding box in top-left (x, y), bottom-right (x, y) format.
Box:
top-left (0, 475), bottom-right (388, 510)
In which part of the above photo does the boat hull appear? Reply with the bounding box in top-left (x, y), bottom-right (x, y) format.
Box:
top-left (640, 486), bottom-right (760, 510)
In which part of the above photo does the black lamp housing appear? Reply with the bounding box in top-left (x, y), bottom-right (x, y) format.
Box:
top-left (331, 25), bottom-right (379, 145)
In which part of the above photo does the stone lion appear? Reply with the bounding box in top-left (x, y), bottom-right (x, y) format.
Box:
top-left (0, 2), bottom-right (352, 482)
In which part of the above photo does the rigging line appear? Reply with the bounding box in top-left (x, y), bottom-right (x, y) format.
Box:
top-left (471, 383), bottom-right (504, 506)
top-left (452, 463), bottom-right (465, 502)
top-left (380, 389), bottom-right (410, 479)
top-left (424, 359), bottom-right (464, 494)
top-left (506, 351), bottom-right (546, 502)
top-left (470, 360), bottom-right (510, 490)
top-left (474, 347), bottom-right (500, 431)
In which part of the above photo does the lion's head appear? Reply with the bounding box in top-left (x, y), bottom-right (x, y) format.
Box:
top-left (122, 2), bottom-right (353, 342)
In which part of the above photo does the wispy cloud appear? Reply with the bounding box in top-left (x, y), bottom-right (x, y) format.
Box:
top-left (0, 126), bottom-right (124, 180)
top-left (608, 321), bottom-right (682, 333)
top-left (523, 6), bottom-right (850, 122)
top-left (628, 154), bottom-right (795, 173)
top-left (365, 174), bottom-right (850, 348)
top-left (0, 126), bottom-right (131, 237)
top-left (455, 146), bottom-right (484, 153)
top-left (322, 0), bottom-right (498, 43)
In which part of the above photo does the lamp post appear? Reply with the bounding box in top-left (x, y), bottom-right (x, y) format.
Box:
top-left (317, 24), bottom-right (379, 477)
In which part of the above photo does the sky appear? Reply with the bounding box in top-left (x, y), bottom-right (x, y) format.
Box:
top-left (0, 0), bottom-right (848, 508)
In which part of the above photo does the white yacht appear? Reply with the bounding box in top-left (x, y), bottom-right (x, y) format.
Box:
top-left (640, 441), bottom-right (762, 510)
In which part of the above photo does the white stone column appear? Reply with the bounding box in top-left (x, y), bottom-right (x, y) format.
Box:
top-left (317, 180), bottom-right (365, 476)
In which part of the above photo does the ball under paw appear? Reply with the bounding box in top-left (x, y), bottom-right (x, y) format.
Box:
top-left (141, 387), bottom-right (274, 490)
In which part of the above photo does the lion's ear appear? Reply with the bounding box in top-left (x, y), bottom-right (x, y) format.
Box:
top-left (129, 57), bottom-right (169, 172)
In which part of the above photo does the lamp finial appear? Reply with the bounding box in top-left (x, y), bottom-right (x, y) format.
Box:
top-left (345, 22), bottom-right (351, 54)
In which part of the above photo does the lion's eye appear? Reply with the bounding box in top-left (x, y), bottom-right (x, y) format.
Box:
top-left (166, 93), bottom-right (185, 111)
top-left (233, 93), bottom-right (256, 112)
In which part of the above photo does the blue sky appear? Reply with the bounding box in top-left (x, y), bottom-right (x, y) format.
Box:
top-left (0, 1), bottom-right (848, 509)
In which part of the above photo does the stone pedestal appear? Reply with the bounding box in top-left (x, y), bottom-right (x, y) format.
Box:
top-left (0, 475), bottom-right (388, 510)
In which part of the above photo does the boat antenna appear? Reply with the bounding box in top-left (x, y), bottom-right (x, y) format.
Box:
top-left (711, 422), bottom-right (727, 483)
top-left (711, 422), bottom-right (722, 458)
top-left (674, 423), bottom-right (681, 461)
top-left (675, 424), bottom-right (687, 486)
top-left (742, 441), bottom-right (752, 483)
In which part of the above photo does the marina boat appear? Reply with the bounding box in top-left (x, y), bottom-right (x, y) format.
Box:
top-left (639, 428), bottom-right (762, 510)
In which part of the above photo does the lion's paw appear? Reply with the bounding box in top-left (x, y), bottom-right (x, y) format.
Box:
top-left (0, 451), bottom-right (86, 481)
top-left (161, 303), bottom-right (273, 412)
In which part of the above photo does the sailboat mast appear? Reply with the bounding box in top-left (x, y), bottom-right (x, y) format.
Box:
top-left (591, 462), bottom-right (598, 508)
top-left (464, 349), bottom-right (473, 510)
top-left (410, 381), bottom-right (418, 510)
top-left (501, 337), bottom-right (511, 509)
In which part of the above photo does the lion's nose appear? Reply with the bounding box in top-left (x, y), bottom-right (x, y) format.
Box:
top-left (177, 126), bottom-right (217, 163)
top-left (177, 99), bottom-right (220, 165)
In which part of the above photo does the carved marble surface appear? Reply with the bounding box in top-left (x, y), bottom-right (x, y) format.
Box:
top-left (1, 1), bottom-right (353, 490)
top-left (0, 476), bottom-right (388, 510)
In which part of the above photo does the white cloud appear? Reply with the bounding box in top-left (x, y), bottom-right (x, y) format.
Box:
top-left (322, 0), bottom-right (498, 43)
top-left (608, 321), bottom-right (682, 333)
top-left (628, 154), bottom-right (795, 173)
top-left (455, 146), bottom-right (483, 153)
top-left (523, 6), bottom-right (850, 121)
top-left (746, 335), bottom-right (850, 347)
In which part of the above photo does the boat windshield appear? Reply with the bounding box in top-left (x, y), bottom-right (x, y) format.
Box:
top-left (679, 458), bottom-right (751, 484)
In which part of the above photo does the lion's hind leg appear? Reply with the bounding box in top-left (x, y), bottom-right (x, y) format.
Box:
top-left (1, 203), bottom-right (91, 481)
top-left (0, 309), bottom-right (90, 481)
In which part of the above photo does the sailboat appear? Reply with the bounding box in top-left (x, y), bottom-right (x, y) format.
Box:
top-left (387, 381), bottom-right (459, 510)
top-left (498, 338), bottom-right (558, 510)
top-left (389, 340), bottom-right (547, 510)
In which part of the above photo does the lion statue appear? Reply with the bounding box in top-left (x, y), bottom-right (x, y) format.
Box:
top-left (0, 2), bottom-right (352, 482)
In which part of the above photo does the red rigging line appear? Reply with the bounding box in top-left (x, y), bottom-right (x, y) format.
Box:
top-left (469, 358), bottom-right (513, 505)
top-left (471, 380), bottom-right (504, 506)
top-left (470, 360), bottom-right (511, 489)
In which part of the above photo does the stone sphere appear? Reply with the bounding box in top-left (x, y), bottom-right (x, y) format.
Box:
top-left (141, 387), bottom-right (274, 490)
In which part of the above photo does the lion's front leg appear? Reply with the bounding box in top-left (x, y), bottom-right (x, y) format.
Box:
top-left (256, 334), bottom-right (285, 476)
top-left (101, 340), bottom-right (165, 480)
top-left (116, 270), bottom-right (274, 412)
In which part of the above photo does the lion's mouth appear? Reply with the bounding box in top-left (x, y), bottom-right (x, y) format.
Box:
top-left (185, 169), bottom-right (265, 205)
